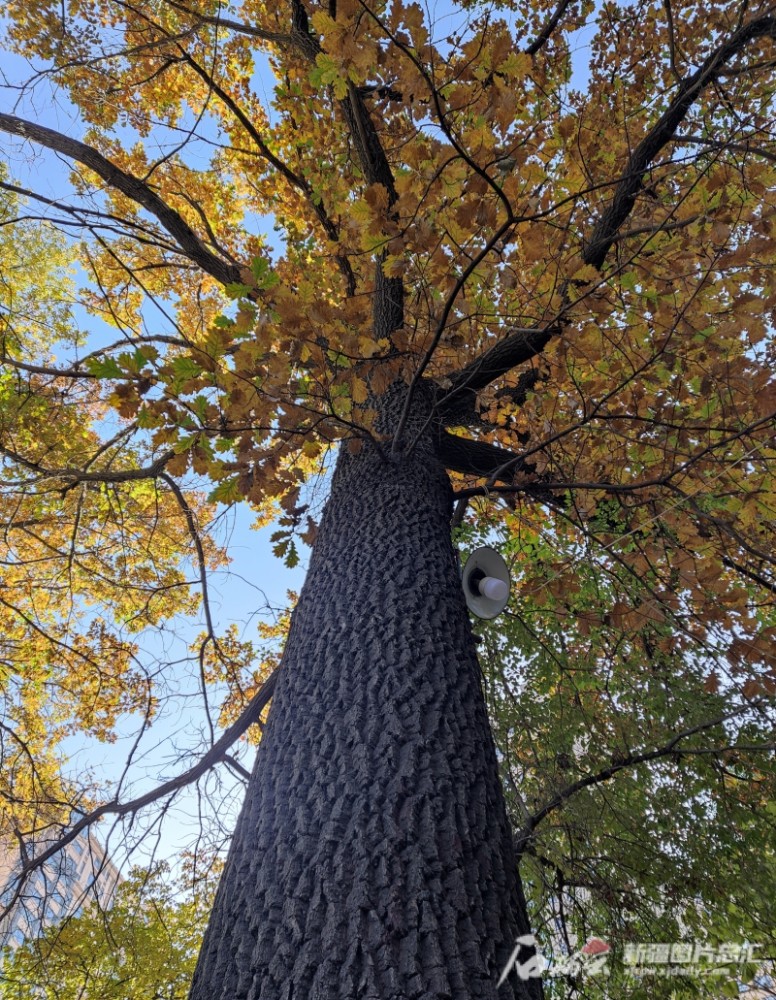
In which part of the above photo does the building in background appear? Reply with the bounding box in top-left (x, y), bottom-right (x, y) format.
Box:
top-left (0, 829), bottom-right (119, 952)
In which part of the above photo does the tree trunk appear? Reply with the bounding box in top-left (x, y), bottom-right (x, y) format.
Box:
top-left (189, 387), bottom-right (540, 1000)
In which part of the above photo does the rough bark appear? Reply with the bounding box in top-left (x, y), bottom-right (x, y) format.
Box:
top-left (189, 388), bottom-right (539, 1000)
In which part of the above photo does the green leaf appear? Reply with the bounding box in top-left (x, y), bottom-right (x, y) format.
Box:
top-left (207, 476), bottom-right (242, 504)
top-left (171, 356), bottom-right (203, 382)
top-left (250, 257), bottom-right (280, 291)
top-left (85, 355), bottom-right (123, 379)
top-left (225, 282), bottom-right (253, 299)
top-left (309, 54), bottom-right (348, 98)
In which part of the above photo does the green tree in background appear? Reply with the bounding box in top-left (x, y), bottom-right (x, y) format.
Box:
top-left (468, 515), bottom-right (775, 997)
top-left (0, 864), bottom-right (211, 1000)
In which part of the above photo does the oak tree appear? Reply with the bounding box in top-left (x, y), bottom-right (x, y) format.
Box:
top-left (0, 0), bottom-right (775, 998)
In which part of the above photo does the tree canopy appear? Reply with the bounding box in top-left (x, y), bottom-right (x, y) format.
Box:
top-left (0, 0), bottom-right (774, 995)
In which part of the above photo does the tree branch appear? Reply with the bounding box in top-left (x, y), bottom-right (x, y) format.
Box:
top-left (436, 12), bottom-right (776, 408)
top-left (165, 0), bottom-right (293, 45)
top-left (584, 12), bottom-right (776, 269)
top-left (0, 442), bottom-right (176, 486)
top-left (515, 707), bottom-right (767, 848)
top-left (721, 556), bottom-right (776, 597)
top-left (3, 669), bottom-right (278, 901)
top-left (525, 0), bottom-right (573, 55)
top-left (436, 429), bottom-right (529, 483)
top-left (437, 326), bottom-right (556, 424)
top-left (676, 132), bottom-right (776, 164)
top-left (0, 178), bottom-right (185, 254)
top-left (0, 113), bottom-right (244, 288)
top-left (291, 0), bottom-right (403, 332)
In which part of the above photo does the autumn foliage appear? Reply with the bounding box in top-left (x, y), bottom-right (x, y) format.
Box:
top-left (0, 0), bottom-right (775, 991)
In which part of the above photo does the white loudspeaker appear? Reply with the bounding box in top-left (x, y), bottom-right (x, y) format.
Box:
top-left (461, 546), bottom-right (511, 620)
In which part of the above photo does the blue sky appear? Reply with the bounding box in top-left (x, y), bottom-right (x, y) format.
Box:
top-left (0, 35), bottom-right (308, 872)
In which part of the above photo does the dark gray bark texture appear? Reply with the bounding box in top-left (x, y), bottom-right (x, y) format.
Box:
top-left (189, 386), bottom-right (540, 1000)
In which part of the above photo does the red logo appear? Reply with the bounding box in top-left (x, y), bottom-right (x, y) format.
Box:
top-left (582, 938), bottom-right (610, 956)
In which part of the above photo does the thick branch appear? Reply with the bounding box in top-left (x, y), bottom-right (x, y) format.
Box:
top-left (436, 429), bottom-right (529, 483)
top-left (437, 13), bottom-right (776, 408)
top-left (525, 0), bottom-right (573, 55)
top-left (0, 113), bottom-right (243, 288)
top-left (439, 368), bottom-right (543, 429)
top-left (290, 0), bottom-right (403, 335)
top-left (288, 1), bottom-right (397, 200)
top-left (584, 13), bottom-right (776, 268)
top-left (437, 327), bottom-right (555, 424)
top-left (721, 556), bottom-right (776, 597)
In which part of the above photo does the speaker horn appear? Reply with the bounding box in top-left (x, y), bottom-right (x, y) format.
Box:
top-left (461, 546), bottom-right (511, 620)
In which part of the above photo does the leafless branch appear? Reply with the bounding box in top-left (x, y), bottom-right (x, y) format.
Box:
top-left (4, 669), bottom-right (278, 901)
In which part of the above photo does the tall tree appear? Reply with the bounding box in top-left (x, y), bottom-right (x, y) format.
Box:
top-left (0, 1), bottom-right (774, 998)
